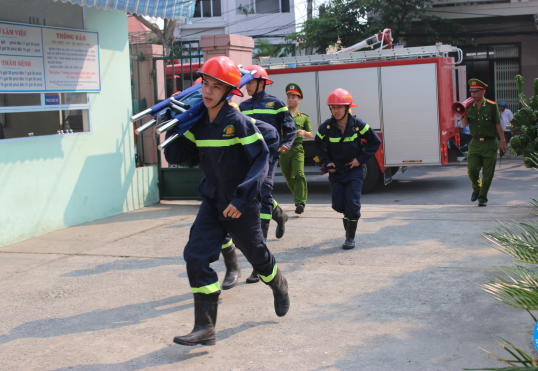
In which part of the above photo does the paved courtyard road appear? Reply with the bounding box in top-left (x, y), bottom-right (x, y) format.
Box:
top-left (1, 156), bottom-right (538, 370)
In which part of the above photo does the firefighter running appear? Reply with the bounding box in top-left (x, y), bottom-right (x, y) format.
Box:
top-left (314, 88), bottom-right (381, 249)
top-left (219, 102), bottom-right (281, 290)
top-left (164, 56), bottom-right (290, 346)
top-left (460, 78), bottom-right (506, 207)
top-left (239, 65), bottom-right (297, 284)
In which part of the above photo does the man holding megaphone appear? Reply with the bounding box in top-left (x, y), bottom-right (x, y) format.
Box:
top-left (460, 78), bottom-right (506, 207)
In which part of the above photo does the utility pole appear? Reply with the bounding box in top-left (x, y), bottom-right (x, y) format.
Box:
top-left (306, 0), bottom-right (313, 55)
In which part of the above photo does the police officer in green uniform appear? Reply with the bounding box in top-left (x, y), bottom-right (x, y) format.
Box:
top-left (280, 83), bottom-right (313, 214)
top-left (460, 78), bottom-right (506, 207)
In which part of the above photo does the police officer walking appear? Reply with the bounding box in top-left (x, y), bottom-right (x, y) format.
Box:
top-left (240, 65), bottom-right (297, 283)
top-left (314, 89), bottom-right (381, 249)
top-left (460, 79), bottom-right (506, 207)
top-left (280, 83), bottom-right (313, 214)
top-left (164, 56), bottom-right (290, 346)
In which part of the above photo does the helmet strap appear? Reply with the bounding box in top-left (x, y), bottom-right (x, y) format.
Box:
top-left (329, 106), bottom-right (349, 124)
top-left (255, 79), bottom-right (265, 95)
top-left (212, 86), bottom-right (233, 109)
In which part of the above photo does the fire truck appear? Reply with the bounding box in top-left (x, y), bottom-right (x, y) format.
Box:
top-left (165, 61), bottom-right (202, 94)
top-left (256, 30), bottom-right (465, 193)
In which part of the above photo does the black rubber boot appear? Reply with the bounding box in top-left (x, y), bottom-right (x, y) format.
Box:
top-left (343, 220), bottom-right (358, 250)
top-left (272, 205), bottom-right (288, 239)
top-left (343, 218), bottom-right (349, 232)
top-left (173, 293), bottom-right (218, 346)
top-left (295, 204), bottom-right (305, 214)
top-left (261, 219), bottom-right (270, 240)
top-left (267, 268), bottom-right (290, 317)
top-left (221, 245), bottom-right (241, 290)
top-left (246, 269), bottom-right (260, 284)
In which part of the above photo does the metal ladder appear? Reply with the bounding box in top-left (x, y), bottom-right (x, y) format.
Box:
top-left (255, 43), bottom-right (463, 68)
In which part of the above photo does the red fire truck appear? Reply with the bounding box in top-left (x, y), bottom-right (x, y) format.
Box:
top-left (165, 61), bottom-right (202, 94)
top-left (257, 38), bottom-right (465, 193)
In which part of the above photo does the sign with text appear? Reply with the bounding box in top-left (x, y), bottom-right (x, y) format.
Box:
top-left (0, 21), bottom-right (100, 93)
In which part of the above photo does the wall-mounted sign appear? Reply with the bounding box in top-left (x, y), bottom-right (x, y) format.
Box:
top-left (0, 21), bottom-right (100, 93)
top-left (44, 94), bottom-right (60, 105)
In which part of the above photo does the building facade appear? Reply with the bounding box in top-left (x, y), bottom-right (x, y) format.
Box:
top-left (0, 0), bottom-right (159, 247)
top-left (427, 0), bottom-right (538, 112)
top-left (175, 0), bottom-right (296, 44)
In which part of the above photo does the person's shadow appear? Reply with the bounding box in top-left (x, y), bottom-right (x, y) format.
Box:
top-left (49, 321), bottom-right (277, 371)
top-left (0, 295), bottom-right (192, 346)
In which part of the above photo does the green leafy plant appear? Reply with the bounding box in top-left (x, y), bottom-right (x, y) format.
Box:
top-left (467, 337), bottom-right (538, 370)
top-left (466, 172), bottom-right (538, 370)
top-left (507, 76), bottom-right (538, 168)
top-left (237, 4), bottom-right (255, 15)
top-left (253, 38), bottom-right (288, 59)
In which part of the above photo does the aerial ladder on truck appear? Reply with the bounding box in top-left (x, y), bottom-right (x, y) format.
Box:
top-left (256, 30), bottom-right (465, 193)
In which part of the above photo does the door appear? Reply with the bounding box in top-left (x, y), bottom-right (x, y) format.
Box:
top-left (381, 63), bottom-right (440, 165)
top-left (317, 67), bottom-right (381, 130)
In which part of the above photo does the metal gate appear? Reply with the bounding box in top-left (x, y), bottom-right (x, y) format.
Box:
top-left (130, 44), bottom-right (147, 168)
top-left (153, 41), bottom-right (205, 200)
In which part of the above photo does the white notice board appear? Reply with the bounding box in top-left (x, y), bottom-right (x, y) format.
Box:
top-left (0, 21), bottom-right (100, 93)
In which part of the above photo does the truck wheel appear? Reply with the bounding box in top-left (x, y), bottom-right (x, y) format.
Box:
top-left (362, 157), bottom-right (381, 194)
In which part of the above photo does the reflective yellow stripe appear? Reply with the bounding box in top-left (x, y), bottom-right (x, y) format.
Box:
top-left (329, 133), bottom-right (358, 143)
top-left (344, 217), bottom-right (357, 222)
top-left (184, 130), bottom-right (196, 143)
top-left (316, 131), bottom-right (325, 140)
top-left (191, 282), bottom-right (221, 294)
top-left (242, 107), bottom-right (289, 115)
top-left (273, 200), bottom-right (278, 209)
top-left (359, 124), bottom-right (370, 135)
top-left (251, 118), bottom-right (256, 124)
top-left (194, 132), bottom-right (263, 147)
top-left (222, 239), bottom-right (233, 249)
top-left (259, 264), bottom-right (278, 283)
top-left (343, 134), bottom-right (358, 142)
top-left (260, 213), bottom-right (272, 220)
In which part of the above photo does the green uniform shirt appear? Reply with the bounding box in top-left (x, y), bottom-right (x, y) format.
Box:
top-left (291, 110), bottom-right (312, 145)
top-left (467, 99), bottom-right (501, 138)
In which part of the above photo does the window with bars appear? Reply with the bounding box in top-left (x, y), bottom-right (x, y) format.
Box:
top-left (236, 0), bottom-right (290, 14)
top-left (193, 0), bottom-right (222, 17)
top-left (0, 93), bottom-right (90, 139)
top-left (0, 0), bottom-right (90, 141)
top-left (460, 44), bottom-right (520, 113)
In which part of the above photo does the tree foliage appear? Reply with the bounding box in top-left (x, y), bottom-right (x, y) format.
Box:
top-left (134, 15), bottom-right (177, 56)
top-left (507, 76), bottom-right (538, 168)
top-left (253, 38), bottom-right (288, 59)
top-left (285, 0), bottom-right (468, 54)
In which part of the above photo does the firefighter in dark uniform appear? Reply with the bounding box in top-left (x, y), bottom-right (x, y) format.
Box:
top-left (240, 65), bottom-right (297, 283)
top-left (314, 88), bottom-right (381, 249)
top-left (164, 56), bottom-right (290, 346)
top-left (460, 79), bottom-right (505, 207)
top-left (219, 102), bottom-right (281, 290)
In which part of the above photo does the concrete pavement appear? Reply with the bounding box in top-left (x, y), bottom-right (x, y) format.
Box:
top-left (1, 158), bottom-right (538, 371)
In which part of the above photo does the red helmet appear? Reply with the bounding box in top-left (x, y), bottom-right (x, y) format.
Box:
top-left (327, 88), bottom-right (357, 107)
top-left (244, 65), bottom-right (273, 85)
top-left (198, 56), bottom-right (243, 97)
